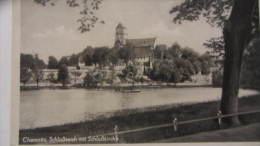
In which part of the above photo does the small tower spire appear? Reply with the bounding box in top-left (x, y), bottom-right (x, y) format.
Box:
top-left (114, 22), bottom-right (126, 49)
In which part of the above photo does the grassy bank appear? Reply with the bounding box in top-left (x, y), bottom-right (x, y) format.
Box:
top-left (19, 94), bottom-right (260, 144)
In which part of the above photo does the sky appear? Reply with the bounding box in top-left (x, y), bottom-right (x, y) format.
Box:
top-left (21, 0), bottom-right (222, 62)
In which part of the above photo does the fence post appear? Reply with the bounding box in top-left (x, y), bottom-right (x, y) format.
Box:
top-left (217, 110), bottom-right (222, 127)
top-left (114, 125), bottom-right (119, 142)
top-left (173, 117), bottom-right (178, 132)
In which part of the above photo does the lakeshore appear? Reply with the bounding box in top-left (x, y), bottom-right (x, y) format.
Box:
top-left (20, 82), bottom-right (213, 91)
top-left (19, 92), bottom-right (260, 144)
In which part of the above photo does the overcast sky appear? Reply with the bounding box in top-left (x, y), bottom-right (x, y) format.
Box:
top-left (21, 0), bottom-right (222, 62)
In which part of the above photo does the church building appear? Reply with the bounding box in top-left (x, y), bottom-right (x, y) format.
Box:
top-left (114, 23), bottom-right (155, 69)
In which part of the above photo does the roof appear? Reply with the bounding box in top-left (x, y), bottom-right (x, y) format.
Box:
top-left (126, 38), bottom-right (156, 48)
top-left (116, 23), bottom-right (125, 29)
top-left (132, 46), bottom-right (153, 58)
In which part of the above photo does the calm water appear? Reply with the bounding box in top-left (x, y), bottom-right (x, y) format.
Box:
top-left (20, 87), bottom-right (259, 129)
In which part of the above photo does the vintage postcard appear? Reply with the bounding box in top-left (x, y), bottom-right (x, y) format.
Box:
top-left (10, 0), bottom-right (260, 145)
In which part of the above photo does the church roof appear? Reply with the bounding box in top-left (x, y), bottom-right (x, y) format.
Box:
top-left (132, 46), bottom-right (153, 58)
top-left (126, 38), bottom-right (156, 48)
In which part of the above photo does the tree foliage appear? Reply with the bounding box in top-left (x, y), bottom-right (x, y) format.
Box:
top-left (83, 71), bottom-right (105, 87)
top-left (170, 0), bottom-right (259, 57)
top-left (151, 43), bottom-right (213, 83)
top-left (80, 46), bottom-right (95, 66)
top-left (92, 47), bottom-right (109, 66)
top-left (32, 68), bottom-right (44, 87)
top-left (20, 54), bottom-right (46, 85)
top-left (240, 39), bottom-right (260, 89)
top-left (34, 0), bottom-right (104, 33)
top-left (68, 54), bottom-right (79, 66)
top-left (171, 0), bottom-right (259, 125)
top-left (58, 64), bottom-right (70, 87)
top-left (48, 56), bottom-right (59, 69)
top-left (20, 67), bottom-right (32, 86)
top-left (122, 64), bottom-right (138, 80)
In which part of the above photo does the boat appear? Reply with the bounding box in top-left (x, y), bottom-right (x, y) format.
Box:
top-left (114, 87), bottom-right (141, 93)
top-left (118, 89), bottom-right (141, 93)
top-left (115, 75), bottom-right (141, 93)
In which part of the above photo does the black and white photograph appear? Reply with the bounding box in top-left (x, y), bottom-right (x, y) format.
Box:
top-left (17, 0), bottom-right (260, 144)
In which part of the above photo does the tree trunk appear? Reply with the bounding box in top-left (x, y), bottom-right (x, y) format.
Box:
top-left (220, 0), bottom-right (256, 126)
top-left (36, 80), bottom-right (39, 88)
top-left (62, 80), bottom-right (66, 87)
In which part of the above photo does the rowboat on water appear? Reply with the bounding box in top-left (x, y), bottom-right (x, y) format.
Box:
top-left (114, 87), bottom-right (141, 93)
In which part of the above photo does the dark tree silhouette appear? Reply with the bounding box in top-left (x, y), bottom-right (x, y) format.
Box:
top-left (171, 0), bottom-right (259, 125)
top-left (58, 64), bottom-right (70, 87)
top-left (48, 56), bottom-right (59, 69)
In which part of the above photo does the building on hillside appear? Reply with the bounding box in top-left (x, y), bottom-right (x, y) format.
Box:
top-left (125, 38), bottom-right (155, 67)
top-left (114, 23), bottom-right (156, 75)
top-left (42, 69), bottom-right (58, 80)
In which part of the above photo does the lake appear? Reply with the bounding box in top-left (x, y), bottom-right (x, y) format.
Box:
top-left (20, 87), bottom-right (259, 129)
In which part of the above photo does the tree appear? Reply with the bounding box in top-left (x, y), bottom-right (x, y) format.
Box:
top-left (181, 47), bottom-right (199, 61)
top-left (157, 60), bottom-right (174, 83)
top-left (20, 67), bottom-right (32, 86)
top-left (68, 54), bottom-right (79, 66)
top-left (21, 54), bottom-right (37, 70)
top-left (240, 39), bottom-right (260, 89)
top-left (48, 56), bottom-right (59, 69)
top-left (58, 64), bottom-right (70, 87)
top-left (122, 64), bottom-right (138, 81)
top-left (32, 68), bottom-right (44, 88)
top-left (34, 54), bottom-right (46, 69)
top-left (171, 69), bottom-right (181, 85)
top-left (58, 56), bottom-right (69, 67)
top-left (179, 59), bottom-right (195, 81)
top-left (148, 60), bottom-right (182, 84)
top-left (93, 71), bottom-right (105, 87)
top-left (170, 0), bottom-right (259, 125)
top-left (108, 49), bottom-right (120, 65)
top-left (193, 60), bottom-right (202, 74)
top-left (212, 70), bottom-right (223, 87)
top-left (154, 45), bottom-right (167, 59)
top-left (221, 0), bottom-right (258, 125)
top-left (81, 46), bottom-right (95, 66)
top-left (21, 53), bottom-right (46, 86)
top-left (84, 73), bottom-right (96, 87)
top-left (199, 53), bottom-right (214, 75)
top-left (167, 43), bottom-right (182, 59)
top-left (92, 47), bottom-right (109, 67)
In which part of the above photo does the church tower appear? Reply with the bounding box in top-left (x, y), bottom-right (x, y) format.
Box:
top-left (114, 23), bottom-right (126, 49)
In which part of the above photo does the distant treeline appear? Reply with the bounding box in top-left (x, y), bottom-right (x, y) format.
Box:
top-left (21, 42), bottom-right (215, 87)
top-left (146, 43), bottom-right (214, 83)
